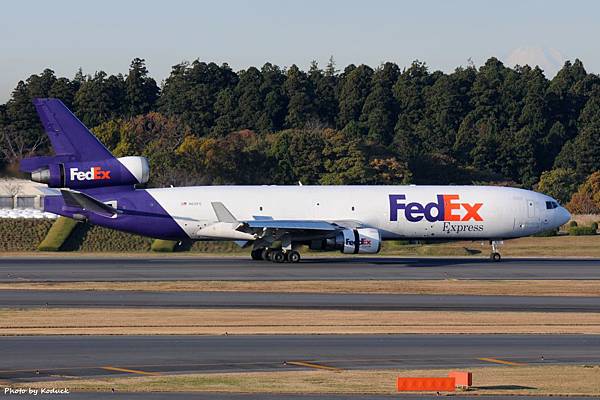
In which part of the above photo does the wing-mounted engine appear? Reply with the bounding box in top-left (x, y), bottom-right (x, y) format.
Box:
top-left (29, 156), bottom-right (150, 189)
top-left (310, 228), bottom-right (382, 254)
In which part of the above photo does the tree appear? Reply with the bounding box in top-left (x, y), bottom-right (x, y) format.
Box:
top-left (392, 61), bottom-right (442, 168)
top-left (547, 59), bottom-right (588, 143)
top-left (74, 71), bottom-right (126, 127)
top-left (566, 172), bottom-right (600, 214)
top-left (536, 168), bottom-right (580, 204)
top-left (369, 157), bottom-right (411, 184)
top-left (283, 64), bottom-right (317, 128)
top-left (256, 63), bottom-right (287, 132)
top-left (234, 67), bottom-right (264, 131)
top-left (513, 66), bottom-right (551, 184)
top-left (320, 129), bottom-right (372, 184)
top-left (49, 77), bottom-right (78, 108)
top-left (266, 128), bottom-right (326, 184)
top-left (1, 56), bottom-right (598, 189)
top-left (91, 119), bottom-right (125, 151)
top-left (0, 123), bottom-right (46, 169)
top-left (310, 58), bottom-right (338, 127)
top-left (337, 65), bottom-right (373, 130)
top-left (3, 70), bottom-right (63, 164)
top-left (177, 130), bottom-right (269, 184)
top-left (125, 58), bottom-right (159, 116)
top-left (360, 62), bottom-right (399, 144)
top-left (418, 66), bottom-right (476, 156)
top-left (212, 88), bottom-right (238, 136)
top-left (567, 86), bottom-right (600, 176)
top-left (159, 61), bottom-right (237, 135)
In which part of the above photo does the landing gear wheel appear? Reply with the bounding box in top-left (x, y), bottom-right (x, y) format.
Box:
top-left (489, 240), bottom-right (503, 262)
top-left (272, 251), bottom-right (285, 263)
top-left (286, 250), bottom-right (301, 263)
top-left (261, 248), bottom-right (271, 261)
top-left (250, 249), bottom-right (263, 260)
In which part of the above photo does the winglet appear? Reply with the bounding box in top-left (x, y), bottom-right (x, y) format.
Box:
top-left (211, 202), bottom-right (238, 223)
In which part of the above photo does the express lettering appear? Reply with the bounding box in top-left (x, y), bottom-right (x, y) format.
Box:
top-left (389, 194), bottom-right (483, 222)
top-left (69, 167), bottom-right (111, 181)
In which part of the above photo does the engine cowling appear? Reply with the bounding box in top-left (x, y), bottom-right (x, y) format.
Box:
top-left (31, 156), bottom-right (150, 189)
top-left (309, 228), bottom-right (381, 254)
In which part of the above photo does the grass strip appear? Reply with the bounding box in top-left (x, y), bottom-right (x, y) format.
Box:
top-left (1, 308), bottom-right (599, 335)
top-left (12, 365), bottom-right (600, 396)
top-left (1, 279), bottom-right (599, 297)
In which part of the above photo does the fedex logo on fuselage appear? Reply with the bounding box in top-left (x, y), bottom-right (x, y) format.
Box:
top-left (389, 194), bottom-right (483, 222)
top-left (69, 167), bottom-right (111, 181)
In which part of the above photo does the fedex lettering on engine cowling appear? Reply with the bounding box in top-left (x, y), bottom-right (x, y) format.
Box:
top-left (346, 237), bottom-right (372, 247)
top-left (69, 166), bottom-right (111, 181)
top-left (389, 194), bottom-right (484, 234)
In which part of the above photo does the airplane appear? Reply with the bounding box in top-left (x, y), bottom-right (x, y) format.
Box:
top-left (20, 98), bottom-right (571, 262)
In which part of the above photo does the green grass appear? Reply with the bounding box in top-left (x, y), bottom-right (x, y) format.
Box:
top-left (568, 226), bottom-right (597, 236)
top-left (37, 217), bottom-right (78, 251)
top-left (151, 239), bottom-right (177, 252)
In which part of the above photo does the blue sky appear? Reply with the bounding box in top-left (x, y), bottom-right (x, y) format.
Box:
top-left (1, 0), bottom-right (598, 102)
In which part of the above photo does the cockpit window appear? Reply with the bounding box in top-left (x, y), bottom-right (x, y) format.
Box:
top-left (546, 201), bottom-right (559, 209)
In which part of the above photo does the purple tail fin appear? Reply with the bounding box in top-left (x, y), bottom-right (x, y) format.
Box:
top-left (33, 98), bottom-right (114, 161)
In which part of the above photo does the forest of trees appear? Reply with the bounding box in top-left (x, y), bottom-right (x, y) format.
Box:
top-left (1, 57), bottom-right (600, 212)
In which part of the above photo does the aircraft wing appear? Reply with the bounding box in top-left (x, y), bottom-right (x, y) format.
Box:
top-left (242, 220), bottom-right (341, 232)
top-left (208, 202), bottom-right (354, 247)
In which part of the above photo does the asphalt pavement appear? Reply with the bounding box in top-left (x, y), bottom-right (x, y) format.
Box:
top-left (1, 257), bottom-right (600, 281)
top-left (1, 290), bottom-right (599, 312)
top-left (1, 334), bottom-right (598, 381)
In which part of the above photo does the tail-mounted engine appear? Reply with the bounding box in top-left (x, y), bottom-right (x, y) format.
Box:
top-left (30, 156), bottom-right (150, 189)
top-left (309, 228), bottom-right (382, 254)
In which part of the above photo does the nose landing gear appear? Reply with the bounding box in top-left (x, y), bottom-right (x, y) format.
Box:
top-left (490, 240), bottom-right (503, 262)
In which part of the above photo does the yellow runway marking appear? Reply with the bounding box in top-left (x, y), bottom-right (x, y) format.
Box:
top-left (478, 357), bottom-right (527, 366)
top-left (286, 361), bottom-right (342, 372)
top-left (101, 366), bottom-right (161, 376)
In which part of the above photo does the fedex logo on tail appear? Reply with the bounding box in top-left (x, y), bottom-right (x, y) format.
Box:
top-left (69, 167), bottom-right (111, 181)
top-left (389, 194), bottom-right (483, 222)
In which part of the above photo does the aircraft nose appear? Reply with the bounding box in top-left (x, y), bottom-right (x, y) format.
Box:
top-left (558, 207), bottom-right (571, 226)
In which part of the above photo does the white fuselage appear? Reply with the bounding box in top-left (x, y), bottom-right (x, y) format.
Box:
top-left (146, 185), bottom-right (570, 241)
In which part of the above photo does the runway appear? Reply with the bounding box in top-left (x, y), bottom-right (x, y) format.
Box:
top-left (1, 290), bottom-right (600, 312)
top-left (1, 334), bottom-right (598, 382)
top-left (1, 257), bottom-right (600, 281)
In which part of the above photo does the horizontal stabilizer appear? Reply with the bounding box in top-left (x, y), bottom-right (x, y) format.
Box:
top-left (20, 155), bottom-right (75, 173)
top-left (60, 190), bottom-right (118, 218)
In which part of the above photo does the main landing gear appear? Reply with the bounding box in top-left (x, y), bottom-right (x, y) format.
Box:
top-left (250, 248), bottom-right (301, 263)
top-left (490, 240), bottom-right (503, 262)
